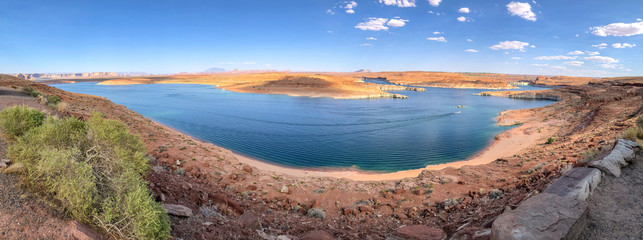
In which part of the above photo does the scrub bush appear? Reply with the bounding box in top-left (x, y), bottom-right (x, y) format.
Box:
top-left (0, 105), bottom-right (45, 140)
top-left (22, 86), bottom-right (42, 97)
top-left (5, 111), bottom-right (170, 239)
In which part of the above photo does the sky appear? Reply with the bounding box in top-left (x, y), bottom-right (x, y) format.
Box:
top-left (0, 0), bottom-right (642, 77)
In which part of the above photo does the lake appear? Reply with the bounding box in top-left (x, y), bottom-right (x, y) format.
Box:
top-left (50, 82), bottom-right (554, 172)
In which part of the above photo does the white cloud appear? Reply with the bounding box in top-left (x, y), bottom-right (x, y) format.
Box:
top-left (590, 21), bottom-right (643, 36)
top-left (380, 0), bottom-right (416, 7)
top-left (551, 66), bottom-right (568, 70)
top-left (366, 37), bottom-right (377, 40)
top-left (387, 18), bottom-right (409, 27)
top-left (612, 43), bottom-right (636, 48)
top-left (466, 39), bottom-right (473, 42)
top-left (592, 43), bottom-right (608, 49)
top-left (506, 2), bottom-right (537, 21)
top-left (344, 1), bottom-right (357, 14)
top-left (459, 8), bottom-right (470, 13)
top-left (586, 51), bottom-right (600, 56)
top-left (567, 50), bottom-right (584, 55)
top-left (427, 37), bottom-right (447, 42)
top-left (583, 56), bottom-right (618, 64)
top-left (457, 16), bottom-right (467, 22)
top-left (534, 55), bottom-right (577, 60)
top-left (360, 43), bottom-right (373, 47)
top-left (326, 9), bottom-right (335, 15)
top-left (428, 0), bottom-right (442, 7)
top-left (433, 31), bottom-right (443, 34)
top-left (490, 41), bottom-right (531, 52)
top-left (355, 18), bottom-right (389, 31)
top-left (600, 64), bottom-right (618, 69)
top-left (531, 63), bottom-right (549, 67)
top-left (638, 18), bottom-right (643, 22)
top-left (465, 49), bottom-right (478, 53)
top-left (512, 57), bottom-right (522, 60)
top-left (565, 61), bottom-right (584, 66)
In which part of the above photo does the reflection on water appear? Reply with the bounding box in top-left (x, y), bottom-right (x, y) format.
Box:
top-left (51, 83), bottom-right (554, 172)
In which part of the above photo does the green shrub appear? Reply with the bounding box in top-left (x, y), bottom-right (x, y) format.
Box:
top-left (621, 127), bottom-right (642, 142)
top-left (545, 137), bottom-right (554, 144)
top-left (637, 116), bottom-right (643, 129)
top-left (0, 105), bottom-right (45, 140)
top-left (22, 86), bottom-right (42, 97)
top-left (5, 111), bottom-right (170, 239)
top-left (46, 95), bottom-right (62, 105)
top-left (580, 148), bottom-right (601, 164)
top-left (34, 148), bottom-right (97, 222)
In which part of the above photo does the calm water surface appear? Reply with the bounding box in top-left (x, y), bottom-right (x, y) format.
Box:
top-left (51, 82), bottom-right (553, 172)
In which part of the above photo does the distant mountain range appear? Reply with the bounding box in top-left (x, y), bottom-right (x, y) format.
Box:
top-left (13, 72), bottom-right (152, 80)
top-left (203, 68), bottom-right (226, 73)
top-left (355, 69), bottom-right (371, 73)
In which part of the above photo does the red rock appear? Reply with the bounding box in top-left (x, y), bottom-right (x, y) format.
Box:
top-left (246, 185), bottom-right (258, 190)
top-left (70, 221), bottom-right (103, 240)
top-left (242, 165), bottom-right (253, 173)
top-left (310, 199), bottom-right (320, 208)
top-left (358, 205), bottom-right (372, 213)
top-left (238, 211), bottom-right (261, 229)
top-left (342, 207), bottom-right (355, 215)
top-left (300, 230), bottom-right (334, 240)
top-left (394, 225), bottom-right (446, 240)
top-left (274, 195), bottom-right (287, 201)
top-left (212, 193), bottom-right (243, 214)
top-left (394, 189), bottom-right (405, 194)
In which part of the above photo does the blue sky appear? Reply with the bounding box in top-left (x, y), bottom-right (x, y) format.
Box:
top-left (0, 0), bottom-right (642, 77)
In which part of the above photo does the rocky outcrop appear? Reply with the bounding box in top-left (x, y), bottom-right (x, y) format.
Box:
top-left (492, 140), bottom-right (640, 239)
top-left (491, 193), bottom-right (588, 240)
top-left (543, 167), bottom-right (601, 201)
top-left (476, 90), bottom-right (561, 101)
top-left (589, 139), bottom-right (640, 177)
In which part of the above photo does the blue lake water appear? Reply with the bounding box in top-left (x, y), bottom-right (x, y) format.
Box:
top-left (50, 82), bottom-right (554, 172)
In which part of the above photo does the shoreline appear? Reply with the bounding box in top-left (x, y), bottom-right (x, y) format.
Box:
top-left (150, 107), bottom-right (551, 181)
top-left (234, 119), bottom-right (552, 181)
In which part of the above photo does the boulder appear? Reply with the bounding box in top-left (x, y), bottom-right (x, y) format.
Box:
top-left (280, 185), bottom-right (290, 194)
top-left (544, 167), bottom-right (601, 201)
top-left (164, 204), bottom-right (193, 217)
top-left (394, 225), bottom-right (446, 240)
top-left (450, 227), bottom-right (491, 240)
top-left (242, 165), bottom-right (253, 173)
top-left (590, 139), bottom-right (639, 177)
top-left (70, 221), bottom-right (103, 240)
top-left (300, 230), bottom-right (334, 240)
top-left (238, 211), bottom-right (261, 229)
top-left (491, 193), bottom-right (588, 240)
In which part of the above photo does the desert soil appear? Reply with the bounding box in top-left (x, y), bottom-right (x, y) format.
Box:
top-left (579, 153), bottom-right (643, 240)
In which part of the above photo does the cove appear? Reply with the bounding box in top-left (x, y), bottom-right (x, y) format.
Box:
top-left (50, 82), bottom-right (554, 172)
